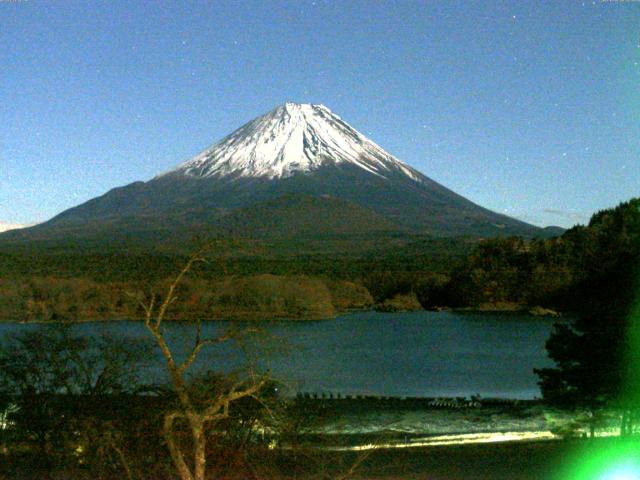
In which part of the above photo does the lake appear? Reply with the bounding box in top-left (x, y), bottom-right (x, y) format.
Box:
top-left (0, 311), bottom-right (558, 399)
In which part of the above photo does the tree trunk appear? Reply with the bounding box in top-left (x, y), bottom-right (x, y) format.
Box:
top-left (192, 419), bottom-right (207, 480)
top-left (628, 408), bottom-right (638, 435)
top-left (620, 409), bottom-right (628, 436)
top-left (164, 414), bottom-right (194, 480)
top-left (112, 442), bottom-right (134, 480)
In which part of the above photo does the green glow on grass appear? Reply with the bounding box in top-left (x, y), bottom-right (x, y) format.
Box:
top-left (600, 464), bottom-right (639, 480)
top-left (558, 272), bottom-right (640, 480)
top-left (552, 200), bottom-right (640, 480)
top-left (555, 439), bottom-right (640, 480)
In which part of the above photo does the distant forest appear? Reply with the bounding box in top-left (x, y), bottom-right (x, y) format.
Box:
top-left (0, 198), bottom-right (637, 322)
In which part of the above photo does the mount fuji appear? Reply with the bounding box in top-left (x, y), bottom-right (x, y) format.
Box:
top-left (4, 103), bottom-right (544, 244)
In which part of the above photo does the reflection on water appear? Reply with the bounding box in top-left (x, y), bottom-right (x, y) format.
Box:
top-left (0, 311), bottom-right (557, 399)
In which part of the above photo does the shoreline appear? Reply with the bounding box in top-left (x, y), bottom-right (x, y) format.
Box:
top-left (322, 431), bottom-right (558, 451)
top-left (1, 305), bottom-right (565, 324)
top-left (447, 305), bottom-right (563, 318)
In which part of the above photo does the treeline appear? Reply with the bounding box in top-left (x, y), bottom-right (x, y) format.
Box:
top-left (2, 199), bottom-right (638, 321)
top-left (532, 198), bottom-right (640, 436)
top-left (436, 198), bottom-right (640, 312)
top-left (0, 234), bottom-right (473, 321)
top-left (0, 234), bottom-right (472, 282)
top-left (0, 269), bottom-right (450, 322)
top-left (356, 197), bottom-right (639, 314)
top-left (0, 275), bottom-right (373, 322)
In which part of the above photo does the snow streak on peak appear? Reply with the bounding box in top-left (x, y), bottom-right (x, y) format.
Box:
top-left (168, 103), bottom-right (422, 181)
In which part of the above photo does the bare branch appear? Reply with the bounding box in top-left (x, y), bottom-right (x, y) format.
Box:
top-left (178, 335), bottom-right (229, 375)
top-left (138, 241), bottom-right (275, 480)
top-left (203, 371), bottom-right (271, 420)
top-left (109, 438), bottom-right (135, 480)
top-left (139, 293), bottom-right (156, 326)
top-left (334, 447), bottom-right (374, 480)
top-left (155, 245), bottom-right (210, 328)
top-left (195, 320), bottom-right (202, 347)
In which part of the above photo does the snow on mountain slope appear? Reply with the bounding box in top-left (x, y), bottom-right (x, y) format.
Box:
top-left (167, 102), bottom-right (421, 181)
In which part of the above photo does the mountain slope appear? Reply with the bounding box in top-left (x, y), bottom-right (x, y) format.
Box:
top-left (2, 102), bottom-right (544, 243)
top-left (217, 193), bottom-right (398, 237)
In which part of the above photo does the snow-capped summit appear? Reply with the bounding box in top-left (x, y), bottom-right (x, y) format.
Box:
top-left (168, 102), bottom-right (420, 181)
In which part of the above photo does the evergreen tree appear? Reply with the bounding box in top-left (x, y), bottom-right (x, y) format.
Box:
top-left (535, 199), bottom-right (640, 435)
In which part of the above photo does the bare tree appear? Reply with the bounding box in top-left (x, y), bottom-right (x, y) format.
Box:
top-left (138, 245), bottom-right (270, 480)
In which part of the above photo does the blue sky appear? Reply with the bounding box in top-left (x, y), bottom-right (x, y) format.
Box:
top-left (1, 0), bottom-right (639, 227)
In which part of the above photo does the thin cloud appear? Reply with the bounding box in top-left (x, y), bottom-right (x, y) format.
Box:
top-left (542, 209), bottom-right (588, 223)
top-left (0, 221), bottom-right (32, 233)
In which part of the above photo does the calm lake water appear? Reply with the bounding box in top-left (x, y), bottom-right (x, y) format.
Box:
top-left (0, 311), bottom-right (558, 399)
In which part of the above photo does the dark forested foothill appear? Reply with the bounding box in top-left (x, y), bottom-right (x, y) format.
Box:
top-left (1, 199), bottom-right (639, 321)
top-left (440, 198), bottom-right (640, 314)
